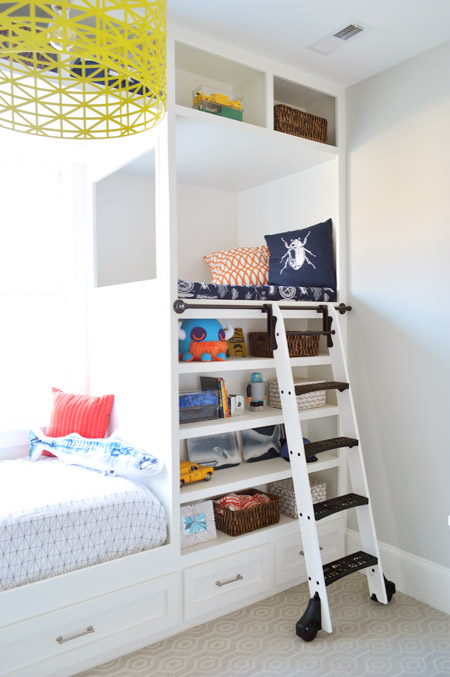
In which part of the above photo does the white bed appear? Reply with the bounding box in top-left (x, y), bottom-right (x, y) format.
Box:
top-left (0, 457), bottom-right (167, 592)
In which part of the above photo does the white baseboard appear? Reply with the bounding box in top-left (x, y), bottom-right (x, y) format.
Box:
top-left (346, 529), bottom-right (450, 616)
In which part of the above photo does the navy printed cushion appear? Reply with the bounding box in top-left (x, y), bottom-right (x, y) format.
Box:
top-left (177, 279), bottom-right (336, 302)
top-left (264, 219), bottom-right (336, 288)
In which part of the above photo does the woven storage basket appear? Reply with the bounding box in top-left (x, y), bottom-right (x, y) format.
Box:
top-left (249, 332), bottom-right (320, 358)
top-left (213, 489), bottom-right (280, 537)
top-left (274, 104), bottom-right (328, 144)
top-left (269, 377), bottom-right (326, 411)
top-left (269, 478), bottom-right (326, 520)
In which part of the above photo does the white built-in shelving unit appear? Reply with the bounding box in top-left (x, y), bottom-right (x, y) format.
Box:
top-left (171, 32), bottom-right (347, 616)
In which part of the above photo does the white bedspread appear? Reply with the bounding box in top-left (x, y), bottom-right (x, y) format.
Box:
top-left (0, 458), bottom-right (167, 591)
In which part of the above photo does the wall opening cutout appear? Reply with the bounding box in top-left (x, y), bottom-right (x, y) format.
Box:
top-left (94, 149), bottom-right (156, 288)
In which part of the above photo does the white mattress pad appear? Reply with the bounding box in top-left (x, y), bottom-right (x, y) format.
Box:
top-left (0, 457), bottom-right (167, 591)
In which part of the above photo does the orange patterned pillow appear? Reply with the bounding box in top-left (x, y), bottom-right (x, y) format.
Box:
top-left (204, 246), bottom-right (269, 285)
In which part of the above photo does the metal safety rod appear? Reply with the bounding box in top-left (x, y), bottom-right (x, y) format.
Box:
top-left (173, 299), bottom-right (351, 314)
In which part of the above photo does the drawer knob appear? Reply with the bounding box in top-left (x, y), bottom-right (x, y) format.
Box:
top-left (56, 625), bottom-right (94, 644)
top-left (299, 547), bottom-right (323, 556)
top-left (215, 573), bottom-right (243, 587)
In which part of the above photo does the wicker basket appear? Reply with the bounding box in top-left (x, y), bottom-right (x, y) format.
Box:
top-left (269, 377), bottom-right (326, 411)
top-left (269, 478), bottom-right (326, 519)
top-left (274, 104), bottom-right (328, 144)
top-left (249, 332), bottom-right (320, 358)
top-left (213, 490), bottom-right (280, 537)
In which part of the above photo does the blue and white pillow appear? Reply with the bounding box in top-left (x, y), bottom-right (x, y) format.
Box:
top-left (29, 428), bottom-right (163, 479)
top-left (264, 219), bottom-right (336, 288)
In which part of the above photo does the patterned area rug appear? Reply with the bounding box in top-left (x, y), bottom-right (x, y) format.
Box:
top-left (78, 573), bottom-right (450, 677)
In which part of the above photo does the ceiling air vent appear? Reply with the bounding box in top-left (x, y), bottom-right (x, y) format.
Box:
top-left (333, 24), bottom-right (364, 41)
top-left (309, 20), bottom-right (373, 55)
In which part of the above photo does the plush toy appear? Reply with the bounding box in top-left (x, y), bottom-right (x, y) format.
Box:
top-left (246, 372), bottom-right (266, 412)
top-left (28, 428), bottom-right (164, 478)
top-left (178, 319), bottom-right (234, 362)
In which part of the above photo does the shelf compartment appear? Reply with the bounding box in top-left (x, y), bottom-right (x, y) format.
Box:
top-left (274, 76), bottom-right (337, 146)
top-left (178, 451), bottom-right (341, 504)
top-left (179, 404), bottom-right (339, 440)
top-left (175, 42), bottom-right (266, 129)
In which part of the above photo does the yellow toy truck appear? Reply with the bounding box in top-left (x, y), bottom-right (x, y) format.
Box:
top-left (180, 461), bottom-right (214, 487)
top-left (192, 86), bottom-right (243, 121)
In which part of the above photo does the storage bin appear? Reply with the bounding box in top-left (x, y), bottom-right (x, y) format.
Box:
top-left (269, 377), bottom-right (326, 410)
top-left (213, 489), bottom-right (280, 537)
top-left (179, 390), bottom-right (219, 424)
top-left (269, 478), bottom-right (326, 519)
top-left (248, 331), bottom-right (320, 358)
top-left (274, 104), bottom-right (328, 143)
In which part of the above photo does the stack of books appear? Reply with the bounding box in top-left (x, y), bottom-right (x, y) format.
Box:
top-left (200, 376), bottom-right (230, 418)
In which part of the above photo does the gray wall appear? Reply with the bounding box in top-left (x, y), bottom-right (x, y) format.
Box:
top-left (346, 41), bottom-right (450, 568)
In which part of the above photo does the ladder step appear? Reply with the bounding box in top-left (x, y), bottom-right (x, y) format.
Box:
top-left (314, 493), bottom-right (369, 521)
top-left (304, 436), bottom-right (359, 458)
top-left (294, 381), bottom-right (349, 395)
top-left (323, 551), bottom-right (378, 586)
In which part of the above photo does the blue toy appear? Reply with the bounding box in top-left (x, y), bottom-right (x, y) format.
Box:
top-left (178, 319), bottom-right (234, 362)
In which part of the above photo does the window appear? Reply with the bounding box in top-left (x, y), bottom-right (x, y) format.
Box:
top-left (0, 158), bottom-right (69, 427)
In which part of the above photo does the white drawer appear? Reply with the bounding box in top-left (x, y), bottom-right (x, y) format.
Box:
top-left (275, 519), bottom-right (345, 586)
top-left (0, 572), bottom-right (179, 676)
top-left (183, 543), bottom-right (272, 621)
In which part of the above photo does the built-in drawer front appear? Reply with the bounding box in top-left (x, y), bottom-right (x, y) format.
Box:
top-left (275, 519), bottom-right (345, 587)
top-left (184, 543), bottom-right (272, 621)
top-left (0, 572), bottom-right (179, 677)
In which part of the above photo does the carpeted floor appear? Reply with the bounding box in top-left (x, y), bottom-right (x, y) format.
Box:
top-left (78, 573), bottom-right (450, 677)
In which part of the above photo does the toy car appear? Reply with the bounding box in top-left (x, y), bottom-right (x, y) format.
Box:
top-left (180, 461), bottom-right (214, 487)
top-left (192, 89), bottom-right (243, 111)
top-left (192, 85), bottom-right (243, 121)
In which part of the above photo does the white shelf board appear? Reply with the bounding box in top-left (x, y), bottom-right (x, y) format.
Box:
top-left (181, 513), bottom-right (298, 561)
top-left (178, 354), bottom-right (331, 373)
top-left (178, 451), bottom-right (340, 504)
top-left (180, 511), bottom-right (344, 564)
top-left (179, 404), bottom-right (339, 439)
top-left (175, 106), bottom-right (338, 192)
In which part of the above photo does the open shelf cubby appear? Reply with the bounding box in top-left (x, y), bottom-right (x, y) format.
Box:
top-left (175, 42), bottom-right (267, 128)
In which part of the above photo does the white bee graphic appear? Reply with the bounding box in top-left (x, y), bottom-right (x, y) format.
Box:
top-left (280, 231), bottom-right (317, 274)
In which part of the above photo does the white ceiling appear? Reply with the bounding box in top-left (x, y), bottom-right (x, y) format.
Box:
top-left (167, 0), bottom-right (450, 87)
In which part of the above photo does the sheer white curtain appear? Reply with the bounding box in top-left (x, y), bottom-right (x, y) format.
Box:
top-left (0, 158), bottom-right (68, 427)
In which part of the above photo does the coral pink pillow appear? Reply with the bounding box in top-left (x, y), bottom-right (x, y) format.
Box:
top-left (43, 388), bottom-right (114, 456)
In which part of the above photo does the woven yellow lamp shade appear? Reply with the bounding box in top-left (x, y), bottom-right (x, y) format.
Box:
top-left (0, 1), bottom-right (166, 139)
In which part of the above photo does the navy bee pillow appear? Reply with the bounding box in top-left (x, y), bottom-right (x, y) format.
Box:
top-left (264, 218), bottom-right (336, 288)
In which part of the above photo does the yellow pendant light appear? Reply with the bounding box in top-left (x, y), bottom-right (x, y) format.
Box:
top-left (0, 1), bottom-right (166, 139)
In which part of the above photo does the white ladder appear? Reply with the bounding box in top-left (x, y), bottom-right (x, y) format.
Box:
top-left (268, 302), bottom-right (395, 641)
